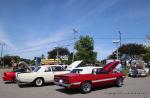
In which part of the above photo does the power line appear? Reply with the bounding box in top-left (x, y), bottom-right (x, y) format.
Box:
top-left (4, 37), bottom-right (147, 54)
top-left (6, 43), bottom-right (73, 54)
top-left (94, 37), bottom-right (145, 39)
top-left (5, 39), bottom-right (73, 53)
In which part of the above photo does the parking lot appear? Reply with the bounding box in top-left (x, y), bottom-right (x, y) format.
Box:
top-left (0, 68), bottom-right (150, 98)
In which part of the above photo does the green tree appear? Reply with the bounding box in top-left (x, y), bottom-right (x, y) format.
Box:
top-left (108, 52), bottom-right (117, 59)
top-left (41, 54), bottom-right (45, 59)
top-left (12, 56), bottom-right (21, 63)
top-left (30, 59), bottom-right (35, 65)
top-left (3, 55), bottom-right (31, 67)
top-left (48, 47), bottom-right (70, 59)
top-left (118, 43), bottom-right (146, 56)
top-left (108, 43), bottom-right (146, 60)
top-left (75, 35), bottom-right (97, 64)
top-left (143, 46), bottom-right (150, 62)
top-left (3, 55), bottom-right (12, 67)
top-left (143, 52), bottom-right (150, 62)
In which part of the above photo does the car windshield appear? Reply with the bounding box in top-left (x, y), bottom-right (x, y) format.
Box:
top-left (71, 69), bottom-right (83, 74)
top-left (131, 66), bottom-right (142, 69)
top-left (30, 66), bottom-right (35, 71)
top-left (33, 67), bottom-right (41, 72)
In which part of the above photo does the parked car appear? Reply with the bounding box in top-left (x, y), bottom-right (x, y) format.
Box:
top-left (128, 66), bottom-right (149, 77)
top-left (54, 61), bottom-right (126, 93)
top-left (128, 60), bottom-right (149, 77)
top-left (16, 60), bottom-right (82, 87)
top-left (2, 68), bottom-right (27, 82)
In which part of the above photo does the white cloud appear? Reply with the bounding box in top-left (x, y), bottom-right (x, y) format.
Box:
top-left (0, 25), bottom-right (16, 50)
top-left (75, 0), bottom-right (120, 24)
top-left (26, 28), bottom-right (71, 47)
top-left (9, 28), bottom-right (73, 59)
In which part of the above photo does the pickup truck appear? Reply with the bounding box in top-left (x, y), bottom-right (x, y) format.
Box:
top-left (54, 61), bottom-right (126, 93)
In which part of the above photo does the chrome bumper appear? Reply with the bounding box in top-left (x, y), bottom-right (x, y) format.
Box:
top-left (54, 82), bottom-right (71, 87)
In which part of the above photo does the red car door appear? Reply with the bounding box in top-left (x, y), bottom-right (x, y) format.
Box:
top-left (92, 71), bottom-right (116, 87)
top-left (92, 61), bottom-right (120, 87)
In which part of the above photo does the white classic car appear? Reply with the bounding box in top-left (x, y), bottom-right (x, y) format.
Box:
top-left (16, 61), bottom-right (82, 87)
top-left (128, 60), bottom-right (149, 77)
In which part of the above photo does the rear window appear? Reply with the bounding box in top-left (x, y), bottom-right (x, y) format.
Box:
top-left (51, 66), bottom-right (65, 71)
top-left (71, 69), bottom-right (83, 74)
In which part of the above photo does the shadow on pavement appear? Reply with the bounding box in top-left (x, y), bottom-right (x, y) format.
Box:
top-left (18, 82), bottom-right (55, 88)
top-left (4, 81), bottom-right (16, 84)
top-left (56, 88), bottom-right (80, 95)
top-left (56, 85), bottom-right (116, 95)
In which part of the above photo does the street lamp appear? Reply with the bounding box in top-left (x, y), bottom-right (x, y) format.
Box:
top-left (113, 40), bottom-right (120, 60)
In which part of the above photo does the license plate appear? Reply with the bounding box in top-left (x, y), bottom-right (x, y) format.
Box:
top-left (59, 79), bottom-right (63, 83)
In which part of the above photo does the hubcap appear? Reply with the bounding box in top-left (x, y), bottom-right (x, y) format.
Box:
top-left (82, 83), bottom-right (91, 92)
top-left (118, 79), bottom-right (123, 86)
top-left (36, 79), bottom-right (43, 86)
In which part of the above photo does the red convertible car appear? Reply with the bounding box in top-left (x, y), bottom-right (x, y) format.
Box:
top-left (2, 68), bottom-right (26, 82)
top-left (54, 61), bottom-right (126, 93)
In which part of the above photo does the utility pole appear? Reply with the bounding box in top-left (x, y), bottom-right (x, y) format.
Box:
top-left (56, 46), bottom-right (59, 64)
top-left (0, 43), bottom-right (5, 67)
top-left (118, 31), bottom-right (122, 47)
top-left (113, 40), bottom-right (120, 60)
top-left (72, 29), bottom-right (78, 62)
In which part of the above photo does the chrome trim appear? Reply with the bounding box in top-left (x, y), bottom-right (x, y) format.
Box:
top-left (72, 82), bottom-right (81, 85)
top-left (92, 77), bottom-right (117, 83)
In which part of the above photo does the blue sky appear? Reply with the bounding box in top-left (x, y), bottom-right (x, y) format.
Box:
top-left (0, 0), bottom-right (150, 60)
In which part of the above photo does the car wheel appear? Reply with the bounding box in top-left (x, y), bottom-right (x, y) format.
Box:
top-left (116, 77), bottom-right (123, 87)
top-left (34, 78), bottom-right (44, 87)
top-left (80, 81), bottom-right (92, 94)
top-left (17, 82), bottom-right (23, 88)
top-left (128, 74), bottom-right (131, 77)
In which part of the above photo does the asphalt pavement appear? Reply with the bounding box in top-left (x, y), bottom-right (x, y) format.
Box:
top-left (0, 68), bottom-right (150, 98)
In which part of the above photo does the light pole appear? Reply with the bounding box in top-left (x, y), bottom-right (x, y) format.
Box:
top-left (118, 31), bottom-right (122, 47)
top-left (113, 40), bottom-right (120, 60)
top-left (0, 43), bottom-right (5, 67)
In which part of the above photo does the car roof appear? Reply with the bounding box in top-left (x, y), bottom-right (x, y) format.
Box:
top-left (39, 65), bottom-right (63, 68)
